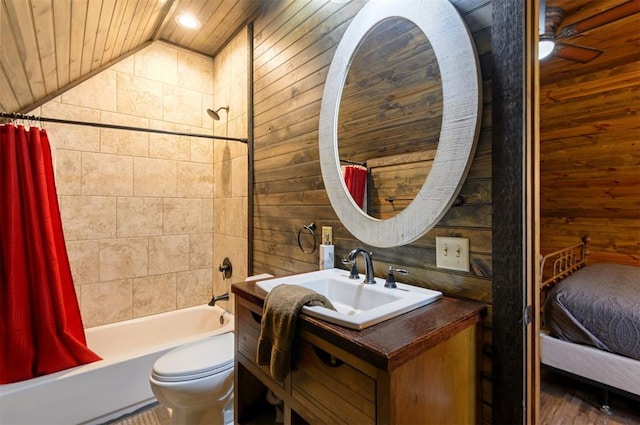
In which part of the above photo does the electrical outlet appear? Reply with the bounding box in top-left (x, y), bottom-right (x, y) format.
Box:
top-left (436, 237), bottom-right (470, 272)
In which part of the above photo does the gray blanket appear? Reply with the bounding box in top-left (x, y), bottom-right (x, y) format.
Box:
top-left (544, 263), bottom-right (640, 360)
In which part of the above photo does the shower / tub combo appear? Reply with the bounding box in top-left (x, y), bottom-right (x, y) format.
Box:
top-left (0, 304), bottom-right (233, 425)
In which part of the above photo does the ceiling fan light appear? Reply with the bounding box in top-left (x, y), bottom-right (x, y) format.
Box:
top-left (538, 39), bottom-right (555, 60)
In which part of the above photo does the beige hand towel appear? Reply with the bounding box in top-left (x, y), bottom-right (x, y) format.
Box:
top-left (257, 284), bottom-right (335, 382)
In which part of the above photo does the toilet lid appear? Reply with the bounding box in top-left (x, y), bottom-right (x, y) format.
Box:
top-left (152, 332), bottom-right (234, 382)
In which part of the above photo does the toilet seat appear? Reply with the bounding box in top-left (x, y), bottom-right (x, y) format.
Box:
top-left (152, 332), bottom-right (234, 382)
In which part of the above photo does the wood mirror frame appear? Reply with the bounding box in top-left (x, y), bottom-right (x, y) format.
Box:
top-left (319, 0), bottom-right (482, 248)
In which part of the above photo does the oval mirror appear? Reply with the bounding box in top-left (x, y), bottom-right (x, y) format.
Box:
top-left (337, 17), bottom-right (442, 219)
top-left (319, 0), bottom-right (482, 248)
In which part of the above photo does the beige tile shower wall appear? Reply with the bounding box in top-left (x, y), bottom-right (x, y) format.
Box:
top-left (212, 27), bottom-right (249, 312)
top-left (36, 42), bottom-right (216, 328)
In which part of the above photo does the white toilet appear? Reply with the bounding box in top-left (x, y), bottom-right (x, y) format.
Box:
top-left (150, 332), bottom-right (234, 425)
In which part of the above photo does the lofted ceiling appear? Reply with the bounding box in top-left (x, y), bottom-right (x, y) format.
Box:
top-left (0, 0), bottom-right (264, 114)
top-left (540, 0), bottom-right (640, 85)
top-left (1, 0), bottom-right (638, 114)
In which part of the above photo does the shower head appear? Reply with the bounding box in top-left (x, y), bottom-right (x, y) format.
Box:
top-left (207, 106), bottom-right (229, 121)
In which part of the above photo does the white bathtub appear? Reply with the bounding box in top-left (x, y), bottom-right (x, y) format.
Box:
top-left (0, 305), bottom-right (234, 425)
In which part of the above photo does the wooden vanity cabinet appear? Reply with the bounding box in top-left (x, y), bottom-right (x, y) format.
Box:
top-left (232, 281), bottom-right (486, 425)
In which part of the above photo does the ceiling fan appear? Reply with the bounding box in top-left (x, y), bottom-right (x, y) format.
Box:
top-left (539, 0), bottom-right (640, 63)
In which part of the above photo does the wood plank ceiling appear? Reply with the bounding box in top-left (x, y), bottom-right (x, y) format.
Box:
top-left (540, 0), bottom-right (640, 85)
top-left (0, 0), bottom-right (264, 113)
top-left (1, 0), bottom-right (636, 114)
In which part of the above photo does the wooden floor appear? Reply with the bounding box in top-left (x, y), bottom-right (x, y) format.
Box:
top-left (540, 368), bottom-right (640, 425)
top-left (109, 369), bottom-right (640, 425)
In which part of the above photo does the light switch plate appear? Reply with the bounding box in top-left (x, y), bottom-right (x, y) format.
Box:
top-left (436, 237), bottom-right (470, 272)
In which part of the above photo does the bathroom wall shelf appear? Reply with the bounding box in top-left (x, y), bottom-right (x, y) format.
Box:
top-left (231, 279), bottom-right (486, 425)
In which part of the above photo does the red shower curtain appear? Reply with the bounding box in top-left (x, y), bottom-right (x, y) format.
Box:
top-left (0, 124), bottom-right (100, 384)
top-left (343, 165), bottom-right (368, 208)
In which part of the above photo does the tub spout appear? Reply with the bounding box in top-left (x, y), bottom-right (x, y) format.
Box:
top-left (208, 293), bottom-right (229, 306)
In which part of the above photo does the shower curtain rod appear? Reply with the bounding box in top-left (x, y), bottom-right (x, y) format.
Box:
top-left (340, 158), bottom-right (366, 167)
top-left (0, 112), bottom-right (248, 144)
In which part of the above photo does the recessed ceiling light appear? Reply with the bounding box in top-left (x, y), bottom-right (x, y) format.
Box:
top-left (176, 14), bottom-right (201, 30)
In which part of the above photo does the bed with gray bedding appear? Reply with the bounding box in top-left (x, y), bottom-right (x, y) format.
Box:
top-left (544, 262), bottom-right (640, 361)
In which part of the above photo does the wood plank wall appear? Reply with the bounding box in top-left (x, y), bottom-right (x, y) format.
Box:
top-left (540, 61), bottom-right (640, 266)
top-left (251, 0), bottom-right (494, 422)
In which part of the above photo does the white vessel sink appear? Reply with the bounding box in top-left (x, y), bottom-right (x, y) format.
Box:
top-left (256, 268), bottom-right (442, 330)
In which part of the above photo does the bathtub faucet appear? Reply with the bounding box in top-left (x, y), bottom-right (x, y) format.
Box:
top-left (208, 293), bottom-right (230, 306)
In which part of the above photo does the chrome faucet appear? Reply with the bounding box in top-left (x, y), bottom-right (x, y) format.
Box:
top-left (346, 248), bottom-right (376, 284)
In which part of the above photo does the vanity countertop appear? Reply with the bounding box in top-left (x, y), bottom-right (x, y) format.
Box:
top-left (231, 278), bottom-right (486, 371)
